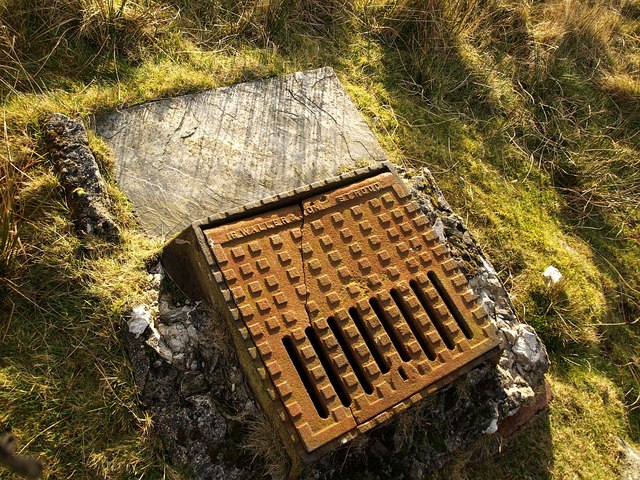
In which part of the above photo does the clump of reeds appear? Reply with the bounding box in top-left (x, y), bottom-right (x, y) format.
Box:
top-left (244, 413), bottom-right (291, 480)
top-left (0, 133), bottom-right (19, 277)
top-left (543, 0), bottom-right (623, 74)
top-left (79, 0), bottom-right (172, 55)
top-left (0, 0), bottom-right (171, 92)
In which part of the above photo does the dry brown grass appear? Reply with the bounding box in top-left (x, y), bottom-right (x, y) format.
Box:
top-left (374, 0), bottom-right (486, 71)
top-left (0, 121), bottom-right (19, 276)
top-left (0, 0), bottom-right (172, 92)
top-left (561, 144), bottom-right (640, 232)
top-left (540, 0), bottom-right (623, 73)
top-left (0, 115), bottom-right (34, 278)
top-left (244, 413), bottom-right (290, 480)
top-left (169, 0), bottom-right (353, 47)
top-left (78, 0), bottom-right (173, 55)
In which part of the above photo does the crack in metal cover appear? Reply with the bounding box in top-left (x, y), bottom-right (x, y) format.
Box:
top-left (203, 169), bottom-right (500, 457)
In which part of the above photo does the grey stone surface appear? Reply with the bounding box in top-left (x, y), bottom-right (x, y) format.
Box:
top-left (619, 438), bottom-right (640, 480)
top-left (123, 271), bottom-right (254, 480)
top-left (95, 67), bottom-right (386, 238)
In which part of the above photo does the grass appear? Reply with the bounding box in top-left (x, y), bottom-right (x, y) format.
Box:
top-left (0, 0), bottom-right (639, 478)
top-left (0, 118), bottom-right (20, 276)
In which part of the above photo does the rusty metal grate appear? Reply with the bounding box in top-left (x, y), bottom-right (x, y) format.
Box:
top-left (197, 166), bottom-right (501, 459)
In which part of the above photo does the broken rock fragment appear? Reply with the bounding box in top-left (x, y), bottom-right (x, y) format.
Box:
top-left (43, 113), bottom-right (120, 241)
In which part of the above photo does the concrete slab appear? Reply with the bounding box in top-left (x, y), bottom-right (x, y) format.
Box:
top-left (94, 67), bottom-right (386, 237)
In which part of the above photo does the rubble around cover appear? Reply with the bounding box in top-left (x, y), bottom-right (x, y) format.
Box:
top-left (123, 165), bottom-right (549, 480)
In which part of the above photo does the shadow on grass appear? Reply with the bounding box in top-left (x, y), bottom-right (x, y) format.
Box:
top-left (0, 176), bottom-right (166, 477)
top-left (467, 411), bottom-right (553, 480)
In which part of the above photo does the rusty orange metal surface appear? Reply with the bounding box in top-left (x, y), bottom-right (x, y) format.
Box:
top-left (202, 169), bottom-right (500, 458)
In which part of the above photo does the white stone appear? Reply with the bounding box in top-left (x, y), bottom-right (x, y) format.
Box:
top-left (483, 417), bottom-right (499, 434)
top-left (129, 304), bottom-right (152, 338)
top-left (619, 438), bottom-right (640, 480)
top-left (432, 218), bottom-right (446, 243)
top-left (478, 290), bottom-right (496, 317)
top-left (158, 323), bottom-right (190, 354)
top-left (503, 382), bottom-right (535, 415)
top-left (513, 326), bottom-right (546, 368)
top-left (501, 327), bottom-right (518, 345)
top-left (543, 265), bottom-right (564, 286)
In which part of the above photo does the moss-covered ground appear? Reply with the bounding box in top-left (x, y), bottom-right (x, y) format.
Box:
top-left (1, 1), bottom-right (639, 478)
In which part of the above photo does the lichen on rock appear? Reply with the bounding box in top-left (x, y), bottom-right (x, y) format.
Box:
top-left (123, 270), bottom-right (255, 479)
top-left (42, 113), bottom-right (120, 241)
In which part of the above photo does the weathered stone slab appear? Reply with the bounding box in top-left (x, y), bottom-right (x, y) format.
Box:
top-left (95, 67), bottom-right (386, 237)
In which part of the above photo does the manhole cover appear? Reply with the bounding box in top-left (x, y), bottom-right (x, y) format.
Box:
top-left (163, 163), bottom-right (501, 465)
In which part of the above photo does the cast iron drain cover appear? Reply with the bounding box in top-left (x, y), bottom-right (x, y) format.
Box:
top-left (163, 163), bottom-right (501, 465)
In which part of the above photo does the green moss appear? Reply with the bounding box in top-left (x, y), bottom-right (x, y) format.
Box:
top-left (1, 0), bottom-right (639, 478)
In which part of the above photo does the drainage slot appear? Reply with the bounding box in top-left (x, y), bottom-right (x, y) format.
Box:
top-left (306, 326), bottom-right (351, 407)
top-left (390, 288), bottom-right (436, 361)
top-left (427, 271), bottom-right (474, 339)
top-left (282, 335), bottom-right (329, 418)
top-left (348, 307), bottom-right (390, 374)
top-left (370, 297), bottom-right (411, 362)
top-left (398, 366), bottom-right (408, 380)
top-left (327, 316), bottom-right (374, 395)
top-left (409, 279), bottom-right (455, 350)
